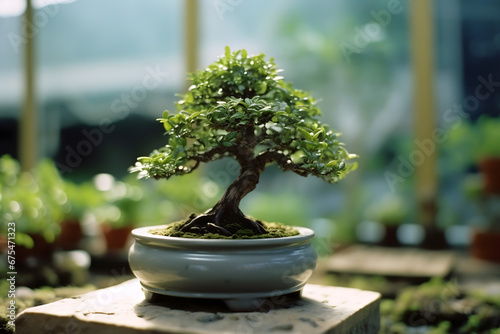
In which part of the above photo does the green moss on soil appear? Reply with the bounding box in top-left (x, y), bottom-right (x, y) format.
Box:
top-left (149, 220), bottom-right (300, 239)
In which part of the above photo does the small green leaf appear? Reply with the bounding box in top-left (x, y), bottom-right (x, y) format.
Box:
top-left (312, 128), bottom-right (324, 141)
top-left (303, 140), bottom-right (317, 150)
top-left (225, 132), bottom-right (238, 141)
top-left (163, 121), bottom-right (172, 131)
top-left (186, 111), bottom-right (201, 122)
top-left (256, 82), bottom-right (267, 94)
top-left (173, 146), bottom-right (185, 159)
top-left (297, 127), bottom-right (313, 141)
top-left (326, 160), bottom-right (338, 168)
top-left (177, 136), bottom-right (187, 146)
top-left (225, 46), bottom-right (231, 58)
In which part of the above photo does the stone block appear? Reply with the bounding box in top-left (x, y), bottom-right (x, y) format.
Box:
top-left (17, 279), bottom-right (380, 334)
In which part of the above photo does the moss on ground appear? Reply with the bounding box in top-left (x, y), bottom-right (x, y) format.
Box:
top-left (149, 220), bottom-right (300, 239)
top-left (380, 277), bottom-right (500, 333)
top-left (0, 284), bottom-right (96, 333)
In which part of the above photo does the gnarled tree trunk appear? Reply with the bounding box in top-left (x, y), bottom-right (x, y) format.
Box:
top-left (181, 166), bottom-right (268, 235)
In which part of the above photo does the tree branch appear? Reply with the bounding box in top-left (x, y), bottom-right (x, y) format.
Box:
top-left (255, 150), bottom-right (309, 177)
top-left (189, 145), bottom-right (235, 163)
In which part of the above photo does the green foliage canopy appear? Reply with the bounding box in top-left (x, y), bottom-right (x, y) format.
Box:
top-left (132, 47), bottom-right (357, 185)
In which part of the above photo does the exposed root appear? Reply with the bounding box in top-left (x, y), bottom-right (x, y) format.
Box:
top-left (179, 210), bottom-right (268, 236)
top-left (234, 216), bottom-right (267, 234)
top-left (206, 223), bottom-right (232, 236)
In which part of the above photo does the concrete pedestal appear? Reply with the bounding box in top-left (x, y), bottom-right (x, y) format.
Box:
top-left (17, 279), bottom-right (380, 334)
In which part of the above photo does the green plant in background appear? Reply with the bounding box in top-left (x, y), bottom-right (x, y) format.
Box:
top-left (131, 47), bottom-right (357, 237)
top-left (32, 159), bottom-right (67, 224)
top-left (91, 174), bottom-right (142, 229)
top-left (445, 116), bottom-right (500, 234)
top-left (0, 155), bottom-right (35, 247)
top-left (270, 5), bottom-right (412, 243)
top-left (62, 180), bottom-right (104, 222)
top-left (445, 116), bottom-right (500, 169)
top-left (366, 193), bottom-right (409, 226)
top-left (91, 173), bottom-right (181, 229)
top-left (152, 169), bottom-right (217, 217)
top-left (469, 116), bottom-right (500, 160)
top-left (242, 192), bottom-right (311, 228)
top-left (109, 174), bottom-right (191, 228)
top-left (462, 174), bottom-right (484, 201)
top-left (0, 156), bottom-right (63, 247)
top-left (1, 155), bottom-right (192, 248)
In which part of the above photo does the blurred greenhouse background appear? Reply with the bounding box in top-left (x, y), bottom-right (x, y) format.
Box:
top-left (1, 0), bottom-right (500, 265)
top-left (1, 1), bottom-right (500, 333)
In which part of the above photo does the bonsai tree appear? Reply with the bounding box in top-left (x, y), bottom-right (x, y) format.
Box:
top-left (131, 47), bottom-right (357, 236)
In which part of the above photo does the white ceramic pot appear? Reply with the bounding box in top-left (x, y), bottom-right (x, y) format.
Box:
top-left (128, 225), bottom-right (317, 307)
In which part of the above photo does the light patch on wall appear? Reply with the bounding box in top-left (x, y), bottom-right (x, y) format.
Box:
top-left (0, 0), bottom-right (76, 17)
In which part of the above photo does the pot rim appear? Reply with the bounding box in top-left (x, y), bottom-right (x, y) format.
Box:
top-left (131, 225), bottom-right (314, 248)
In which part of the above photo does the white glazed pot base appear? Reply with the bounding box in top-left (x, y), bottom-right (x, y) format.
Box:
top-left (140, 280), bottom-right (305, 300)
top-left (140, 283), bottom-right (304, 311)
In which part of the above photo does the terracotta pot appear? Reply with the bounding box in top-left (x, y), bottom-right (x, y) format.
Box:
top-left (55, 220), bottom-right (83, 250)
top-left (420, 226), bottom-right (448, 250)
top-left (471, 229), bottom-right (500, 263)
top-left (17, 234), bottom-right (54, 265)
top-left (479, 157), bottom-right (500, 195)
top-left (102, 225), bottom-right (134, 252)
top-left (379, 225), bottom-right (400, 247)
top-left (0, 236), bottom-right (7, 254)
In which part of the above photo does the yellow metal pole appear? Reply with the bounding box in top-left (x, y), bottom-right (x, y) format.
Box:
top-left (185, 0), bottom-right (198, 88)
top-left (409, 0), bottom-right (438, 228)
top-left (20, 0), bottom-right (37, 171)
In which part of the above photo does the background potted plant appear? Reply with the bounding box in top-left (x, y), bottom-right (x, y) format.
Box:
top-left (446, 116), bottom-right (500, 262)
top-left (93, 174), bottom-right (142, 253)
top-left (57, 179), bottom-right (105, 251)
top-left (128, 47), bottom-right (357, 308)
top-left (446, 116), bottom-right (500, 191)
top-left (0, 156), bottom-right (64, 264)
top-left (472, 117), bottom-right (500, 195)
top-left (365, 194), bottom-right (409, 247)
